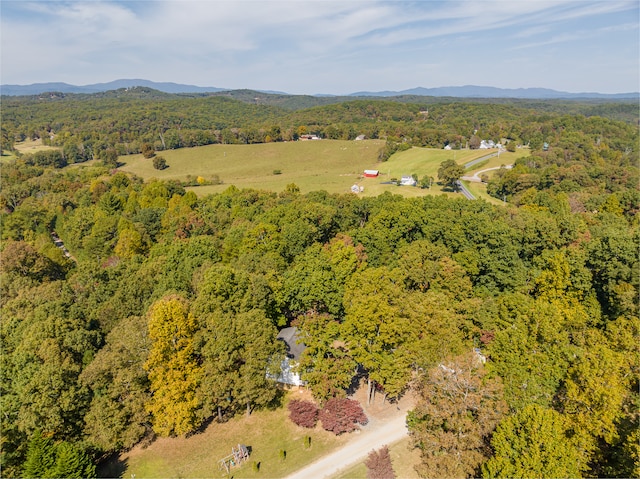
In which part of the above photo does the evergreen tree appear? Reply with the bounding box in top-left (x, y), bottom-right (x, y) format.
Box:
top-left (22, 431), bottom-right (55, 478)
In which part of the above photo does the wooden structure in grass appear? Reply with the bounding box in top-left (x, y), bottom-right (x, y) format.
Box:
top-left (218, 444), bottom-right (250, 473)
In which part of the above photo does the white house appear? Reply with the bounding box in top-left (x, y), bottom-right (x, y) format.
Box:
top-left (479, 140), bottom-right (496, 149)
top-left (400, 175), bottom-right (417, 186)
top-left (273, 327), bottom-right (306, 387)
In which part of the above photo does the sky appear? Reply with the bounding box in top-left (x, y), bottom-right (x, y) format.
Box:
top-left (1, 0), bottom-right (638, 95)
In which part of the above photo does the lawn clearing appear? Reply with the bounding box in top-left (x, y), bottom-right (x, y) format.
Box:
top-left (330, 437), bottom-right (421, 479)
top-left (13, 138), bottom-right (60, 155)
top-left (103, 391), bottom-right (348, 479)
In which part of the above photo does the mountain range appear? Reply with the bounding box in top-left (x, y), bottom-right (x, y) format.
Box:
top-left (1, 79), bottom-right (637, 99)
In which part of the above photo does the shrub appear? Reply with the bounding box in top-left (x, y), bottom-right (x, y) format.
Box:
top-left (319, 398), bottom-right (368, 435)
top-left (279, 449), bottom-right (286, 461)
top-left (273, 169), bottom-right (282, 175)
top-left (288, 400), bottom-right (318, 428)
top-left (304, 435), bottom-right (311, 449)
top-left (141, 142), bottom-right (156, 158)
top-left (152, 156), bottom-right (167, 170)
top-left (365, 445), bottom-right (396, 479)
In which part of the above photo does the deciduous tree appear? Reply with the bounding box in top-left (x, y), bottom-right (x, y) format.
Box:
top-left (144, 296), bottom-right (201, 436)
top-left (292, 311), bottom-right (356, 402)
top-left (438, 159), bottom-right (465, 191)
top-left (482, 404), bottom-right (585, 478)
top-left (365, 445), bottom-right (396, 479)
top-left (318, 398), bottom-right (367, 435)
top-left (408, 351), bottom-right (507, 478)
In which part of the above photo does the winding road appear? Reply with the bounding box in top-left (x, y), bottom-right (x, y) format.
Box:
top-left (456, 151), bottom-right (513, 201)
top-left (461, 164), bottom-right (513, 183)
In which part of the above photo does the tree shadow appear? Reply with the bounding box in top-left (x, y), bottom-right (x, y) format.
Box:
top-left (346, 366), bottom-right (366, 396)
top-left (97, 453), bottom-right (128, 478)
top-left (186, 415), bottom-right (216, 437)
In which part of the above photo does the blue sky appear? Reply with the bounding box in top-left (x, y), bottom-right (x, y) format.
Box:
top-left (1, 1), bottom-right (638, 94)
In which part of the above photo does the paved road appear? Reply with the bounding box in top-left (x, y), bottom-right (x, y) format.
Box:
top-left (456, 180), bottom-right (476, 200)
top-left (461, 164), bottom-right (513, 183)
top-left (283, 414), bottom-right (409, 479)
top-left (463, 151), bottom-right (501, 169)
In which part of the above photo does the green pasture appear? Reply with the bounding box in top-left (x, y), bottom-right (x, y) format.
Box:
top-left (118, 140), bottom-right (519, 200)
top-left (105, 392), bottom-right (348, 478)
top-left (119, 140), bottom-right (385, 196)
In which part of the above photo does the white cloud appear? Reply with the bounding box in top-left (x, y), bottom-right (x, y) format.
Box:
top-left (1, 0), bottom-right (637, 92)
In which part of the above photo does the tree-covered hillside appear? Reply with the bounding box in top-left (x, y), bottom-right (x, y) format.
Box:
top-left (0, 93), bottom-right (638, 478)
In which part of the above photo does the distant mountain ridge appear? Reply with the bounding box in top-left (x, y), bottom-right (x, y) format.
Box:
top-left (1, 79), bottom-right (637, 99)
top-left (0, 79), bottom-right (228, 96)
top-left (349, 86), bottom-right (639, 100)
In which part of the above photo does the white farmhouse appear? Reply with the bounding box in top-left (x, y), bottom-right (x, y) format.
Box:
top-left (273, 327), bottom-right (306, 387)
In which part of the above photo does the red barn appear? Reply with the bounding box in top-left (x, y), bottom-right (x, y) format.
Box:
top-left (363, 169), bottom-right (379, 178)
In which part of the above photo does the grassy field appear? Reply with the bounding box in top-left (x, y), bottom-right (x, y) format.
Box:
top-left (2, 139), bottom-right (59, 163)
top-left (119, 140), bottom-right (385, 196)
top-left (0, 151), bottom-right (18, 163)
top-left (13, 138), bottom-right (60, 155)
top-left (117, 140), bottom-right (519, 200)
top-left (102, 391), bottom-right (349, 479)
top-left (330, 437), bottom-right (421, 479)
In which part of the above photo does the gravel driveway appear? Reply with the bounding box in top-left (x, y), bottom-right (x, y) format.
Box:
top-left (283, 410), bottom-right (409, 479)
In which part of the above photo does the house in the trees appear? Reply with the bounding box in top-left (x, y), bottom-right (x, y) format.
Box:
top-left (273, 327), bottom-right (306, 387)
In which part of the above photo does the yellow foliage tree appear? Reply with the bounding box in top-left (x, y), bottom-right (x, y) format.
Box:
top-left (144, 296), bottom-right (201, 436)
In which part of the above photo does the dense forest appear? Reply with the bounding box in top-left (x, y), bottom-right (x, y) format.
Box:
top-left (0, 91), bottom-right (638, 478)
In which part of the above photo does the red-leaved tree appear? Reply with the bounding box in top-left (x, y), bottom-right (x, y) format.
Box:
top-left (287, 400), bottom-right (318, 428)
top-left (318, 398), bottom-right (368, 435)
top-left (365, 445), bottom-right (396, 479)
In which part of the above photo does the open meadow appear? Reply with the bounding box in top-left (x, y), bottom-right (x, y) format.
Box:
top-left (117, 140), bottom-right (523, 200)
top-left (3, 138), bottom-right (60, 163)
top-left (13, 138), bottom-right (60, 155)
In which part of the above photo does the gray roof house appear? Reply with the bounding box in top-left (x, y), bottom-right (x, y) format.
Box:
top-left (273, 327), bottom-right (306, 386)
